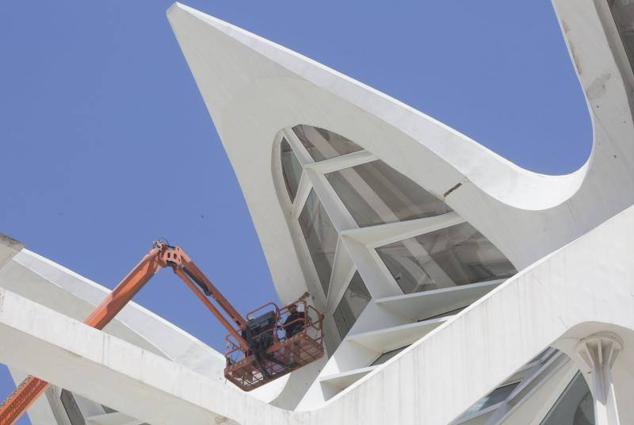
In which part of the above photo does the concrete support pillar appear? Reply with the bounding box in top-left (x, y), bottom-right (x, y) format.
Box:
top-left (575, 333), bottom-right (622, 425)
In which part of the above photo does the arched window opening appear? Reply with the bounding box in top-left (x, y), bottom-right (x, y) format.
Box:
top-left (280, 137), bottom-right (302, 202)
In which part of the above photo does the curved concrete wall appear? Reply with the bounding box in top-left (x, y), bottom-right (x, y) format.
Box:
top-left (0, 200), bottom-right (632, 425)
top-left (0, 0), bottom-right (632, 423)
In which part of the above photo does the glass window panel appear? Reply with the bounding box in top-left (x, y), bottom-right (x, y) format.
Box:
top-left (541, 372), bottom-right (594, 425)
top-left (333, 272), bottom-right (371, 339)
top-left (608, 2), bottom-right (634, 72)
top-left (298, 190), bottom-right (338, 294)
top-left (324, 333), bottom-right (338, 356)
top-left (61, 390), bottom-right (86, 425)
top-left (326, 160), bottom-right (451, 226)
top-left (376, 222), bottom-right (516, 294)
top-left (280, 138), bottom-right (302, 202)
top-left (293, 125), bottom-right (361, 161)
top-left (459, 382), bottom-right (519, 419)
top-left (454, 348), bottom-right (561, 424)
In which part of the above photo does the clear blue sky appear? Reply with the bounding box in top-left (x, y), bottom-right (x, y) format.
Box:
top-left (0, 1), bottom-right (590, 423)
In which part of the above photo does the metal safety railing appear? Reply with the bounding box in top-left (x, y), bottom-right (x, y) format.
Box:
top-left (224, 300), bottom-right (324, 391)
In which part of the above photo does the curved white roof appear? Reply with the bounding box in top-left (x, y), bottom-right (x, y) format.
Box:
top-left (1, 0), bottom-right (633, 423)
top-left (167, 0), bottom-right (633, 307)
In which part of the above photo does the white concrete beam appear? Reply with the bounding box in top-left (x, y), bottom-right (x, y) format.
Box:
top-left (0, 234), bottom-right (23, 270)
top-left (0, 287), bottom-right (290, 425)
top-left (575, 333), bottom-right (623, 425)
top-left (0, 203), bottom-right (633, 425)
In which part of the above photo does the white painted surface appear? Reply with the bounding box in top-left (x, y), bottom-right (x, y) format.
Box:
top-left (167, 0), bottom-right (634, 411)
top-left (0, 0), bottom-right (632, 422)
top-left (167, 0), bottom-right (633, 285)
top-left (0, 203), bottom-right (632, 425)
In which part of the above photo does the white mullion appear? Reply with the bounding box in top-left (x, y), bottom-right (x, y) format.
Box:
top-left (326, 255), bottom-right (356, 312)
top-left (286, 207), bottom-right (329, 307)
top-left (366, 238), bottom-right (459, 297)
top-left (474, 353), bottom-right (567, 425)
top-left (294, 167), bottom-right (359, 302)
top-left (341, 236), bottom-right (403, 298)
top-left (304, 150), bottom-right (376, 174)
top-left (374, 278), bottom-right (505, 305)
top-left (276, 131), bottom-right (329, 307)
top-left (341, 212), bottom-right (464, 248)
top-left (287, 129), bottom-right (369, 307)
top-left (507, 350), bottom-right (567, 401)
top-left (372, 279), bottom-right (502, 322)
top-left (368, 245), bottom-right (411, 294)
top-left (312, 155), bottom-right (403, 225)
top-left (283, 127), bottom-right (314, 166)
top-left (291, 174), bottom-right (312, 219)
top-left (303, 169), bottom-right (360, 303)
top-left (495, 353), bottom-right (576, 425)
top-left (274, 129), bottom-right (311, 217)
top-left (399, 237), bottom-right (455, 289)
top-left (304, 168), bottom-right (357, 232)
top-left (271, 133), bottom-right (294, 209)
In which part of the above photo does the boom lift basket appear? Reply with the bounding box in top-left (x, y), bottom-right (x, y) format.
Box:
top-left (224, 300), bottom-right (324, 391)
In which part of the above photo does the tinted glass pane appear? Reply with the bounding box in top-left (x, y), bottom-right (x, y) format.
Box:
top-left (293, 125), bottom-right (361, 161)
top-left (326, 160), bottom-right (451, 226)
top-left (370, 345), bottom-right (408, 366)
top-left (376, 222), bottom-right (516, 294)
top-left (61, 390), bottom-right (86, 425)
top-left (333, 272), bottom-right (371, 338)
top-left (541, 372), bottom-right (593, 425)
top-left (608, 2), bottom-right (634, 72)
top-left (298, 190), bottom-right (338, 294)
top-left (454, 348), bottom-right (560, 424)
top-left (280, 138), bottom-right (302, 201)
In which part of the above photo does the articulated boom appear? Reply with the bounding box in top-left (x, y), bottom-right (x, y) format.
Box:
top-left (0, 241), bottom-right (324, 425)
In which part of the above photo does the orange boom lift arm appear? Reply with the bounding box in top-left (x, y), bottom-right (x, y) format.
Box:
top-left (0, 241), bottom-right (324, 425)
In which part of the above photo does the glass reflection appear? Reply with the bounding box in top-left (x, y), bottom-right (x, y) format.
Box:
top-left (376, 222), bottom-right (516, 294)
top-left (326, 160), bottom-right (450, 227)
top-left (608, 1), bottom-right (634, 72)
top-left (454, 348), bottom-right (560, 424)
top-left (541, 372), bottom-right (594, 425)
top-left (293, 125), bottom-right (361, 161)
top-left (61, 390), bottom-right (86, 425)
top-left (280, 138), bottom-right (302, 201)
top-left (333, 272), bottom-right (372, 338)
top-left (299, 190), bottom-right (338, 295)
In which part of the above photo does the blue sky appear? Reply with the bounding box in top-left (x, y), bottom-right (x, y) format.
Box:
top-left (0, 1), bottom-right (590, 423)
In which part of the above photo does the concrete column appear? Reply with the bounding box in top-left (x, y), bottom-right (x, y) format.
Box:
top-left (575, 333), bottom-right (622, 425)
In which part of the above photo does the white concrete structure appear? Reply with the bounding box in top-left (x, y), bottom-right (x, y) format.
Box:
top-left (0, 0), bottom-right (632, 424)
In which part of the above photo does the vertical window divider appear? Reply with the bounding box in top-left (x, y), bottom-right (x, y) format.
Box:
top-left (287, 204), bottom-right (329, 308)
top-left (341, 212), bottom-right (465, 249)
top-left (327, 264), bottom-right (357, 312)
top-left (340, 236), bottom-right (403, 298)
top-left (276, 126), bottom-right (517, 374)
top-left (337, 213), bottom-right (465, 299)
top-left (283, 127), bottom-right (314, 165)
top-left (304, 168), bottom-right (357, 231)
top-left (304, 150), bottom-right (376, 174)
top-left (291, 175), bottom-right (312, 220)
